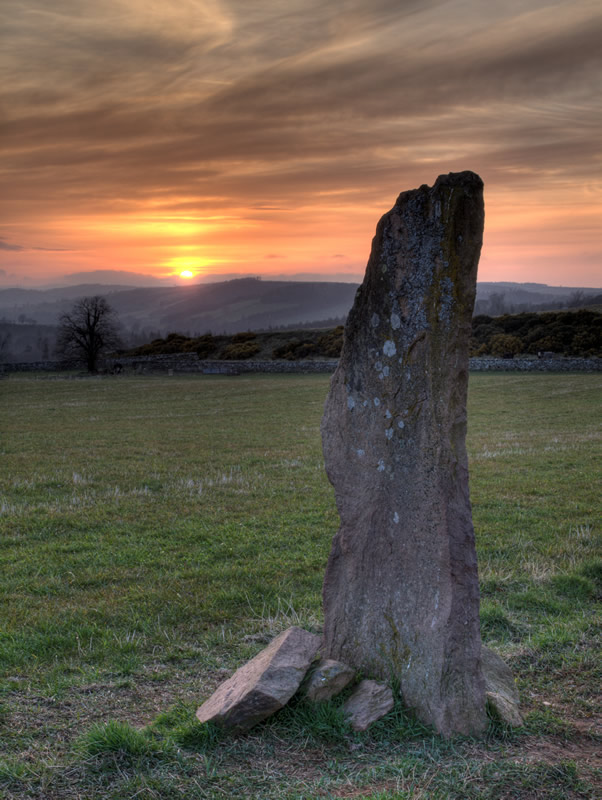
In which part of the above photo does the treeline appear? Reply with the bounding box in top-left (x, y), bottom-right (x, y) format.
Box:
top-left (473, 290), bottom-right (602, 317)
top-left (123, 310), bottom-right (600, 361)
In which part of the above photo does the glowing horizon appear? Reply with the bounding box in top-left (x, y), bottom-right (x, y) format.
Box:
top-left (1, 1), bottom-right (601, 289)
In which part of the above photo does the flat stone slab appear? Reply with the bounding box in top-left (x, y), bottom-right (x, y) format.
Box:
top-left (482, 645), bottom-right (523, 726)
top-left (343, 679), bottom-right (394, 731)
top-left (304, 659), bottom-right (355, 702)
top-left (196, 626), bottom-right (321, 732)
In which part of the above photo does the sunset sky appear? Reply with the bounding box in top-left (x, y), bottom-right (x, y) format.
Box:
top-left (1, 0), bottom-right (601, 288)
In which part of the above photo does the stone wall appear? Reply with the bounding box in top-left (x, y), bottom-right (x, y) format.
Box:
top-left (2, 354), bottom-right (600, 374)
top-left (113, 354), bottom-right (338, 374)
top-left (469, 356), bottom-right (601, 372)
top-left (1, 359), bottom-right (78, 372)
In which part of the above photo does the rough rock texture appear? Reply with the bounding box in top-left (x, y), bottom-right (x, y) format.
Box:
top-left (343, 680), bottom-right (395, 731)
top-left (196, 627), bottom-right (320, 732)
top-left (482, 645), bottom-right (523, 726)
top-left (304, 659), bottom-right (356, 702)
top-left (321, 172), bottom-right (487, 737)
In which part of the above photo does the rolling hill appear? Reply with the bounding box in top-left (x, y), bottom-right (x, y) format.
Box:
top-left (0, 278), bottom-right (600, 362)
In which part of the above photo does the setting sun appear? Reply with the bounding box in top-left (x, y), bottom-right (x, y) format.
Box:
top-left (179, 270), bottom-right (194, 279)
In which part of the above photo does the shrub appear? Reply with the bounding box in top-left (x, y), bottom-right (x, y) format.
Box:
top-left (231, 331), bottom-right (257, 343)
top-left (194, 334), bottom-right (217, 359)
top-left (221, 342), bottom-right (260, 359)
top-left (489, 334), bottom-right (523, 358)
top-left (317, 325), bottom-right (344, 357)
top-left (272, 339), bottom-right (317, 360)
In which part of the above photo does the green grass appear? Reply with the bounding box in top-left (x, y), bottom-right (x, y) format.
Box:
top-left (0, 372), bottom-right (600, 799)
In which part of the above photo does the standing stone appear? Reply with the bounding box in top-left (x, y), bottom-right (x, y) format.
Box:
top-left (321, 172), bottom-right (486, 737)
top-left (196, 626), bottom-right (320, 732)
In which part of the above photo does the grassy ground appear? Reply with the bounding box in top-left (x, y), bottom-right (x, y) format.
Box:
top-left (0, 372), bottom-right (600, 799)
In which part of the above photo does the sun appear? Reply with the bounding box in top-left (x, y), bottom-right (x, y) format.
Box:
top-left (179, 270), bottom-right (195, 279)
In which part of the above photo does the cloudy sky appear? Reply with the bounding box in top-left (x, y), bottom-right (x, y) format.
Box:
top-left (1, 0), bottom-right (601, 288)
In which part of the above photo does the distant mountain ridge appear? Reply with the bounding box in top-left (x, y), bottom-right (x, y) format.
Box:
top-left (0, 278), bottom-right (358, 337)
top-left (0, 279), bottom-right (600, 347)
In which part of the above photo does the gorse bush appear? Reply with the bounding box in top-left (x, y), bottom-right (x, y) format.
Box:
top-left (194, 333), bottom-right (217, 358)
top-left (231, 331), bottom-right (257, 343)
top-left (272, 339), bottom-right (317, 360)
top-left (471, 310), bottom-right (601, 356)
top-left (489, 334), bottom-right (522, 358)
top-left (129, 333), bottom-right (222, 356)
top-left (220, 341), bottom-right (261, 359)
top-left (318, 325), bottom-right (344, 357)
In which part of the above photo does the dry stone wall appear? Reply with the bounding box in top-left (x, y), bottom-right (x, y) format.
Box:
top-left (2, 354), bottom-right (600, 374)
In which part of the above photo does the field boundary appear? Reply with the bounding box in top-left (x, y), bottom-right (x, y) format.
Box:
top-left (2, 353), bottom-right (601, 374)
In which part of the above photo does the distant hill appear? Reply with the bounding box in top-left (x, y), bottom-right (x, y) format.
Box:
top-left (0, 279), bottom-right (600, 356)
top-left (0, 278), bottom-right (357, 337)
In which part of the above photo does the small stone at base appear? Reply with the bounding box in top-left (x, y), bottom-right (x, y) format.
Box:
top-left (343, 679), bottom-right (394, 731)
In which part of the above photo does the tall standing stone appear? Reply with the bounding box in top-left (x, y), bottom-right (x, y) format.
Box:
top-left (321, 171), bottom-right (486, 736)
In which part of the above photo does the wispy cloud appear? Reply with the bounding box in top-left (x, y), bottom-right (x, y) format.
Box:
top-left (0, 238), bottom-right (24, 252)
top-left (1, 0), bottom-right (600, 286)
top-left (0, 237), bottom-right (69, 253)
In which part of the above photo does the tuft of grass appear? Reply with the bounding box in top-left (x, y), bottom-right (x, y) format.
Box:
top-left (149, 702), bottom-right (223, 750)
top-left (551, 573), bottom-right (597, 601)
top-left (479, 604), bottom-right (520, 642)
top-left (78, 720), bottom-right (165, 759)
top-left (0, 756), bottom-right (32, 788)
top-left (267, 693), bottom-right (352, 744)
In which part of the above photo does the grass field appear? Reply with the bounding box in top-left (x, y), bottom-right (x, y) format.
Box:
top-left (0, 372), bottom-right (600, 799)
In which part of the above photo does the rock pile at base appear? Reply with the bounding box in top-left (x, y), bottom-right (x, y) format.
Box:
top-left (195, 627), bottom-right (521, 735)
top-left (196, 627), bottom-right (392, 732)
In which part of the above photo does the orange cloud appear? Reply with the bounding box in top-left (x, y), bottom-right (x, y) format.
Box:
top-left (1, 0), bottom-right (600, 287)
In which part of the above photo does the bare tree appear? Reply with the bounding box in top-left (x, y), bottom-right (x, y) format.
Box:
top-left (567, 290), bottom-right (585, 309)
top-left (56, 296), bottom-right (122, 372)
top-left (488, 292), bottom-right (507, 316)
